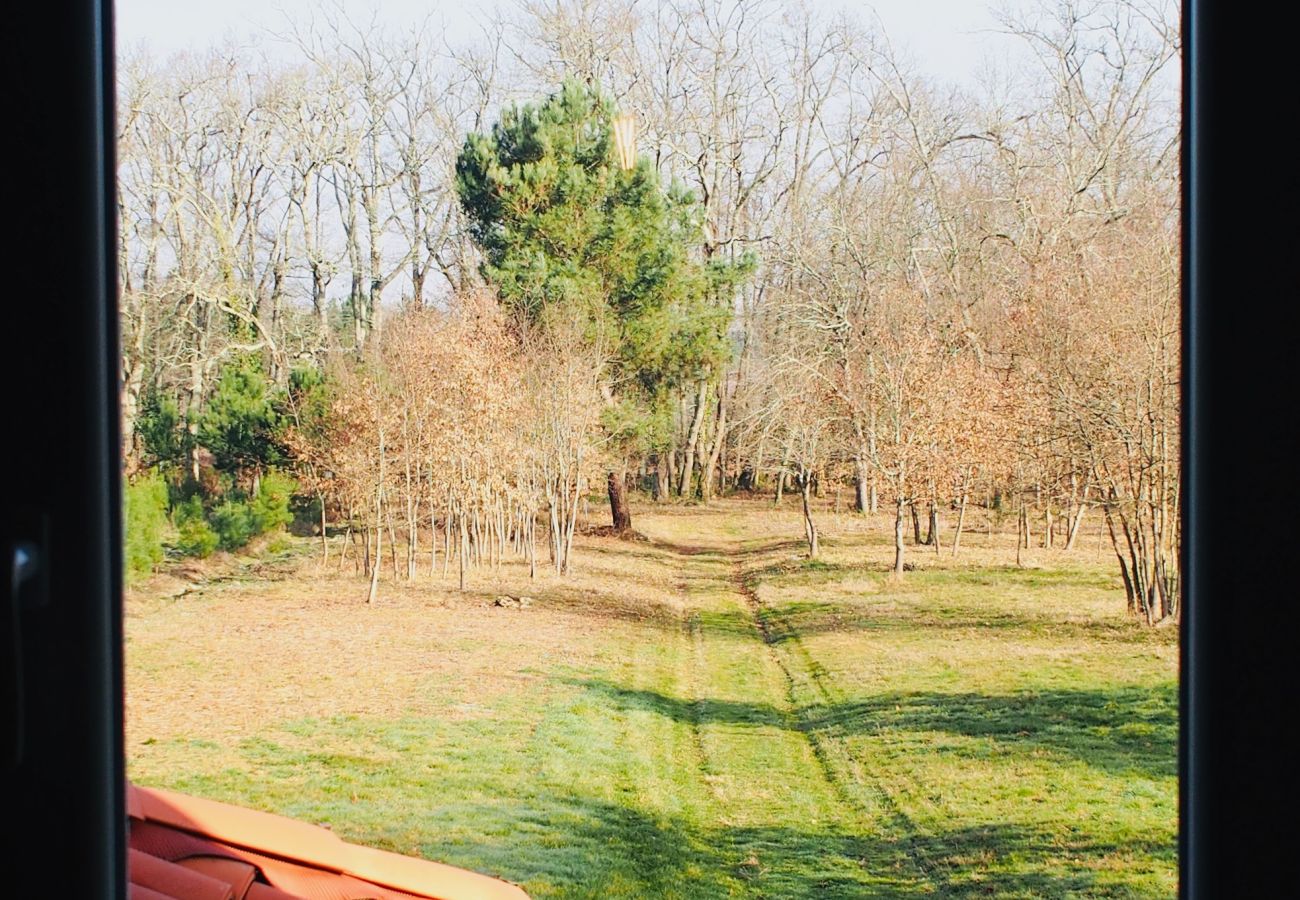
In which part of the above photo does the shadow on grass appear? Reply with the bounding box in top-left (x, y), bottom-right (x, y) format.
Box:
top-left (466, 796), bottom-right (919, 898)
top-left (805, 684), bottom-right (1177, 781)
top-left (642, 534), bottom-right (806, 561)
top-left (749, 598), bottom-right (1166, 645)
top-left (176, 716), bottom-right (1175, 898)
top-left (569, 678), bottom-right (1176, 781)
top-left (576, 540), bottom-right (684, 564)
top-left (572, 533), bottom-right (1143, 644)
top-left (743, 557), bottom-right (1122, 593)
top-left (563, 677), bottom-right (787, 729)
top-left (404, 795), bottom-right (1169, 898)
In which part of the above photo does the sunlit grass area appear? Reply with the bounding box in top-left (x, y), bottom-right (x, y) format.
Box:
top-left (126, 499), bottom-right (1177, 897)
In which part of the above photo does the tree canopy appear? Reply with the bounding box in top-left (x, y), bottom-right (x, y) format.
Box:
top-left (198, 354), bottom-right (286, 481)
top-left (455, 79), bottom-right (750, 422)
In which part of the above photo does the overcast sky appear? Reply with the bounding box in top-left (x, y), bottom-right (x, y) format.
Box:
top-left (114, 0), bottom-right (1023, 90)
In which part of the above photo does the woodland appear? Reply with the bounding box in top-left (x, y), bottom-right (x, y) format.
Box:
top-left (118, 0), bottom-right (1180, 624)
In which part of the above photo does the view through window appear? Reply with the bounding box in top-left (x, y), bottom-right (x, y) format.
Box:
top-left (116, 0), bottom-right (1182, 896)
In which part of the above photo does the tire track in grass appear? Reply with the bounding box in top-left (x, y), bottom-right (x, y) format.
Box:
top-left (684, 607), bottom-right (719, 804)
top-left (606, 626), bottom-right (694, 896)
top-left (732, 551), bottom-right (861, 814)
top-left (516, 618), bottom-right (715, 897)
top-left (611, 601), bottom-right (736, 897)
top-left (731, 540), bottom-right (944, 893)
top-left (659, 518), bottom-right (926, 896)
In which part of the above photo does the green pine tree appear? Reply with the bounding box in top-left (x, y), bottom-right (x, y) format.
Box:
top-left (198, 353), bottom-right (287, 491)
top-left (456, 78), bottom-right (751, 530)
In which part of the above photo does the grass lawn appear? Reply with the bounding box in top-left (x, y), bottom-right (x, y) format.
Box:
top-left (125, 498), bottom-right (1177, 898)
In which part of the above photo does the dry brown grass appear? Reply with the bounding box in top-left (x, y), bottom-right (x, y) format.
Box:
top-left (125, 512), bottom-right (691, 760)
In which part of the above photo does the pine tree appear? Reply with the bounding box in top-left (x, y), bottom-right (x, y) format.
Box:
top-left (198, 354), bottom-right (287, 493)
top-left (456, 79), bottom-right (750, 530)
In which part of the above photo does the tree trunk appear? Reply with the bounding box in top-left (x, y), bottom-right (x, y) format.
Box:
top-left (563, 472), bottom-right (580, 575)
top-left (893, 496), bottom-right (906, 578)
top-left (403, 444), bottom-right (416, 580)
top-left (319, 491), bottom-right (328, 564)
top-left (547, 497), bottom-right (559, 571)
top-left (1105, 505), bottom-right (1136, 615)
top-left (120, 351), bottom-right (146, 474)
top-left (738, 463), bottom-right (755, 492)
top-left (608, 469), bottom-right (632, 532)
top-left (1016, 505), bottom-right (1025, 568)
top-left (442, 499), bottom-right (453, 578)
top-left (366, 425), bottom-right (384, 604)
top-left (719, 431), bottom-right (729, 494)
top-left (910, 502), bottom-right (923, 544)
top-left (366, 522), bottom-right (382, 604)
top-left (677, 380), bottom-right (708, 496)
top-left (951, 493), bottom-right (968, 558)
top-left (186, 363), bottom-right (204, 482)
top-left (700, 388), bottom-right (727, 502)
top-left (853, 454), bottom-right (868, 513)
top-left (457, 509), bottom-right (468, 592)
top-left (429, 494), bottom-right (437, 577)
top-left (339, 522), bottom-right (352, 573)
top-left (654, 454), bottom-right (668, 501)
top-left (474, 513), bottom-right (482, 567)
top-left (361, 516), bottom-right (370, 576)
top-left (1065, 483), bottom-right (1090, 551)
top-left (928, 501), bottom-right (941, 555)
top-left (528, 511), bottom-right (537, 579)
top-left (387, 502), bottom-right (400, 579)
top-left (311, 263), bottom-right (329, 343)
top-left (801, 477), bottom-right (819, 558)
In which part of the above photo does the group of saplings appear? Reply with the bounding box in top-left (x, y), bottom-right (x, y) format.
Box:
top-left (122, 354), bottom-right (309, 581)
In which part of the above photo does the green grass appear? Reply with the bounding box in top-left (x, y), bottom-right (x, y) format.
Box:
top-left (126, 500), bottom-right (1177, 897)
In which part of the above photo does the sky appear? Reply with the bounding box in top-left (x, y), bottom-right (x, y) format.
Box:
top-left (113, 0), bottom-right (1021, 90)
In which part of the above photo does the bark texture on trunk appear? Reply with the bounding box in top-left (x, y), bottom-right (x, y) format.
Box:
top-left (925, 500), bottom-right (939, 547)
top-left (608, 470), bottom-right (632, 532)
top-left (654, 455), bottom-right (668, 501)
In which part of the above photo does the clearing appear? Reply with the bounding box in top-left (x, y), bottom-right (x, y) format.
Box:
top-left (126, 499), bottom-right (1177, 898)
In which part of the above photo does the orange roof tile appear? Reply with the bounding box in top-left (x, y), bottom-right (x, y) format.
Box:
top-left (127, 783), bottom-right (529, 900)
top-left (128, 849), bottom-right (234, 900)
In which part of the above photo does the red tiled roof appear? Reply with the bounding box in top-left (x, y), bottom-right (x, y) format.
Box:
top-left (127, 783), bottom-right (529, 900)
